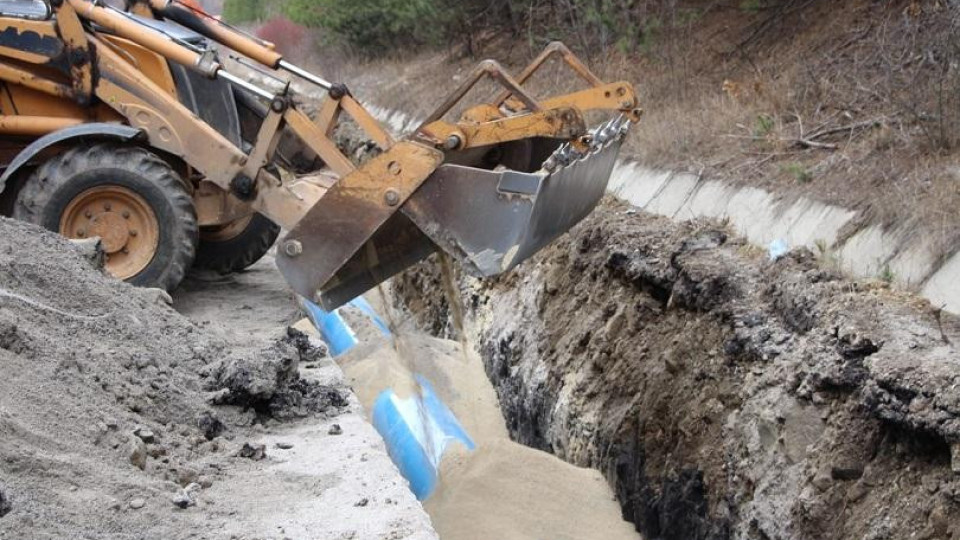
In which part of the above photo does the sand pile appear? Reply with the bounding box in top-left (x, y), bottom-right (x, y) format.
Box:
top-left (335, 313), bottom-right (640, 540)
top-left (0, 217), bottom-right (345, 539)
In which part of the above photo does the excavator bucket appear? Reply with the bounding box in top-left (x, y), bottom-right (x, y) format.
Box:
top-left (286, 115), bottom-right (631, 310)
top-left (404, 116), bottom-right (628, 277)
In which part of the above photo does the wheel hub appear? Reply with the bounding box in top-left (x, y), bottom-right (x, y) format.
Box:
top-left (60, 186), bottom-right (160, 280)
top-left (87, 211), bottom-right (129, 254)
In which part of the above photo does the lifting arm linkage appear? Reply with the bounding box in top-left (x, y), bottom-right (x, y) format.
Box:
top-left (455, 41), bottom-right (642, 135)
top-left (138, 0), bottom-right (334, 90)
top-left (64, 0), bottom-right (273, 100)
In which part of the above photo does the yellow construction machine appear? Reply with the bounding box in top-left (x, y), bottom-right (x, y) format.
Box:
top-left (0, 0), bottom-right (640, 308)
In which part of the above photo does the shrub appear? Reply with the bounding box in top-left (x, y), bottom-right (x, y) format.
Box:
top-left (782, 162), bottom-right (813, 184)
top-left (283, 0), bottom-right (448, 55)
top-left (256, 16), bottom-right (308, 58)
top-left (222, 0), bottom-right (263, 23)
top-left (754, 113), bottom-right (775, 137)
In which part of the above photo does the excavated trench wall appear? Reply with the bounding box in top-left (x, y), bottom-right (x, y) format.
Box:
top-left (393, 200), bottom-right (960, 540)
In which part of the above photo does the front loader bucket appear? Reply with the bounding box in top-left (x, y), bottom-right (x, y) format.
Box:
top-left (402, 117), bottom-right (627, 277)
top-left (286, 116), bottom-right (630, 310)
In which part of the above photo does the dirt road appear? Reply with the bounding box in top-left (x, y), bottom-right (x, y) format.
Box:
top-left (171, 256), bottom-right (438, 540)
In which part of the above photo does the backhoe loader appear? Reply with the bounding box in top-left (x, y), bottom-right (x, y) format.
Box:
top-left (0, 0), bottom-right (640, 309)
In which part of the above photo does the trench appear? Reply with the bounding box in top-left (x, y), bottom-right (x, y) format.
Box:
top-left (325, 293), bottom-right (641, 540)
top-left (321, 103), bottom-right (960, 539)
top-left (385, 199), bottom-right (960, 540)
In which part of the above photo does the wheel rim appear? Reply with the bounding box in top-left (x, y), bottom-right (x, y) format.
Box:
top-left (59, 185), bottom-right (161, 280)
top-left (200, 214), bottom-right (253, 243)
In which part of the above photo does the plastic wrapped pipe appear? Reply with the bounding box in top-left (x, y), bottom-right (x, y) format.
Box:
top-left (301, 295), bottom-right (475, 500)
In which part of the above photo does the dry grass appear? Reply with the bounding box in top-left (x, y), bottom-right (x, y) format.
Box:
top-left (324, 0), bottom-right (960, 256)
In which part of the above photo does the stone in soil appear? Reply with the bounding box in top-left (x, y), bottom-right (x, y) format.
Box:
top-left (204, 330), bottom-right (347, 420)
top-left (238, 443), bottom-right (267, 460)
top-left (196, 411), bottom-right (225, 441)
top-left (134, 426), bottom-right (156, 443)
top-left (129, 436), bottom-right (148, 470)
top-left (0, 485), bottom-right (10, 518)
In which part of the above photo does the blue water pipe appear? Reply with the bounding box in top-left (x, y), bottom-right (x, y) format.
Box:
top-left (300, 296), bottom-right (390, 356)
top-left (301, 294), bottom-right (476, 500)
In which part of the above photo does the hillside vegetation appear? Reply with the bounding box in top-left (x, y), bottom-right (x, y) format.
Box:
top-left (231, 0), bottom-right (960, 261)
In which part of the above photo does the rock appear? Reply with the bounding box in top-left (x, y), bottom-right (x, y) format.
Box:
top-left (922, 475), bottom-right (940, 494)
top-left (141, 288), bottom-right (173, 306)
top-left (328, 424), bottom-right (343, 436)
top-left (129, 498), bottom-right (146, 510)
top-left (781, 401), bottom-right (825, 464)
top-left (204, 335), bottom-right (346, 420)
top-left (69, 237), bottom-right (105, 270)
top-left (951, 443), bottom-right (960, 475)
top-left (205, 348), bottom-right (299, 405)
top-left (198, 475), bottom-right (214, 489)
top-left (171, 483), bottom-right (201, 509)
top-left (354, 498), bottom-right (369, 507)
top-left (129, 436), bottom-right (147, 470)
top-left (134, 426), bottom-right (156, 444)
top-left (811, 467), bottom-right (832, 491)
top-left (275, 442), bottom-right (294, 450)
top-left (204, 389), bottom-right (231, 405)
top-left (238, 443), bottom-right (266, 460)
top-left (0, 485), bottom-right (10, 518)
top-left (928, 503), bottom-right (949, 536)
top-left (197, 411), bottom-right (225, 441)
top-left (846, 482), bottom-right (868, 503)
top-left (177, 467), bottom-right (199, 487)
top-left (663, 348), bottom-right (683, 375)
top-left (171, 491), bottom-right (193, 509)
top-left (831, 465), bottom-right (864, 481)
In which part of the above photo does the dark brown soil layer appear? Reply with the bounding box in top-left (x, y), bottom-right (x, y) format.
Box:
top-left (394, 198), bottom-right (960, 540)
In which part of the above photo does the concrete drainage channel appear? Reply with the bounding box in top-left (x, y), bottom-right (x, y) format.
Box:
top-left (364, 104), bottom-right (960, 315)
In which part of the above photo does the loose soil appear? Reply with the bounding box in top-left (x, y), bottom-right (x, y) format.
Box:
top-left (0, 218), bottom-right (431, 540)
top-left (334, 323), bottom-right (641, 540)
top-left (394, 197), bottom-right (960, 540)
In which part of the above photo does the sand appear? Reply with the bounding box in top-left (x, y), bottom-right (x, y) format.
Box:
top-left (336, 320), bottom-right (641, 540)
top-left (0, 217), bottom-right (436, 540)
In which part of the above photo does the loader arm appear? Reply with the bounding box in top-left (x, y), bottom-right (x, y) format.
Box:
top-left (1, 0), bottom-right (640, 309)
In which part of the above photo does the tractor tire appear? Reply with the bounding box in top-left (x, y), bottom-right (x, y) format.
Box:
top-left (14, 143), bottom-right (198, 292)
top-left (194, 213), bottom-right (280, 274)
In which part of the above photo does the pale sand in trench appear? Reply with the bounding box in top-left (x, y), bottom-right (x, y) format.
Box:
top-left (335, 327), bottom-right (641, 540)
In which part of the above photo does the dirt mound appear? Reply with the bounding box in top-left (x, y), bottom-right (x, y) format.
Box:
top-left (0, 217), bottom-right (343, 539)
top-left (394, 198), bottom-right (960, 540)
top-left (205, 327), bottom-right (346, 420)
